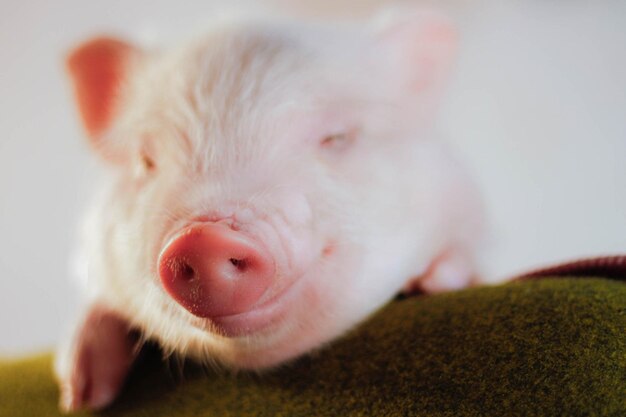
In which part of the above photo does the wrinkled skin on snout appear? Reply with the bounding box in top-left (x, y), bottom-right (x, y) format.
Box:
top-left (54, 10), bottom-right (485, 412)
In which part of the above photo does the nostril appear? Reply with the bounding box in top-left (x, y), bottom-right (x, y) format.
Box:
top-left (229, 258), bottom-right (249, 272)
top-left (167, 258), bottom-right (196, 281)
top-left (180, 262), bottom-right (195, 280)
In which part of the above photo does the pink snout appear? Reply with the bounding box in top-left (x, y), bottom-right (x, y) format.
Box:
top-left (158, 223), bottom-right (275, 319)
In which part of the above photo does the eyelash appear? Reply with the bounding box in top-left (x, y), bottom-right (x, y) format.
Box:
top-left (319, 130), bottom-right (357, 150)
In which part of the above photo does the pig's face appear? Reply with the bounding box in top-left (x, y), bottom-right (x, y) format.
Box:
top-left (68, 14), bottom-right (473, 370)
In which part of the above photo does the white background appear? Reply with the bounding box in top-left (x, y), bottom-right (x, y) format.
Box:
top-left (1, 0), bottom-right (625, 355)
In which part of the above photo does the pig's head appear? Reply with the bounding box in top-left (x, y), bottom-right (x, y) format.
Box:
top-left (66, 11), bottom-right (465, 370)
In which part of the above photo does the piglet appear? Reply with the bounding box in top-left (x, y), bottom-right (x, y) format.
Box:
top-left (54, 10), bottom-right (485, 412)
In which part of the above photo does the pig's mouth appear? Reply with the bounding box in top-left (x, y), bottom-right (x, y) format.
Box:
top-left (208, 273), bottom-right (307, 337)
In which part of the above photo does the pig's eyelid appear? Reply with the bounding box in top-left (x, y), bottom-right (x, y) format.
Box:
top-left (319, 129), bottom-right (358, 149)
top-left (141, 154), bottom-right (156, 171)
top-left (320, 134), bottom-right (343, 146)
top-left (132, 153), bottom-right (157, 180)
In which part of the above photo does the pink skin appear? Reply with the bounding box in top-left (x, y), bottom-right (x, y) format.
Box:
top-left (55, 10), bottom-right (485, 412)
top-left (158, 222), bottom-right (276, 326)
top-left (55, 305), bottom-right (138, 413)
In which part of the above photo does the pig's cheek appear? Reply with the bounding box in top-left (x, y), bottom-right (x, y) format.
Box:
top-left (55, 305), bottom-right (139, 412)
top-left (262, 267), bottom-right (357, 366)
top-left (130, 186), bottom-right (178, 270)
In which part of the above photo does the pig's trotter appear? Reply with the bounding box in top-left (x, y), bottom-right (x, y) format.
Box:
top-left (404, 249), bottom-right (476, 294)
top-left (55, 304), bottom-right (138, 412)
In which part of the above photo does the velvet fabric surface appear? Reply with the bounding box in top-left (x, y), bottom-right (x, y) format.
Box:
top-left (1, 277), bottom-right (624, 416)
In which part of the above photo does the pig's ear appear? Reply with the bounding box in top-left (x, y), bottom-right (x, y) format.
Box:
top-left (372, 10), bottom-right (458, 93)
top-left (66, 37), bottom-right (140, 144)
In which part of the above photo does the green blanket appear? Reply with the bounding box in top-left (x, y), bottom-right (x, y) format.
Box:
top-left (1, 278), bottom-right (625, 416)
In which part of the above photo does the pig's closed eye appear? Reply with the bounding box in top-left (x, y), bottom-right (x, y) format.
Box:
top-left (319, 130), bottom-right (357, 151)
top-left (140, 153), bottom-right (156, 173)
top-left (133, 152), bottom-right (157, 183)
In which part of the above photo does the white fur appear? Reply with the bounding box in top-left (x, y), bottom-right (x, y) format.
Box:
top-left (62, 11), bottom-right (483, 376)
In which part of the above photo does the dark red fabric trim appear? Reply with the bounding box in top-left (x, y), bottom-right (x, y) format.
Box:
top-left (512, 255), bottom-right (626, 282)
